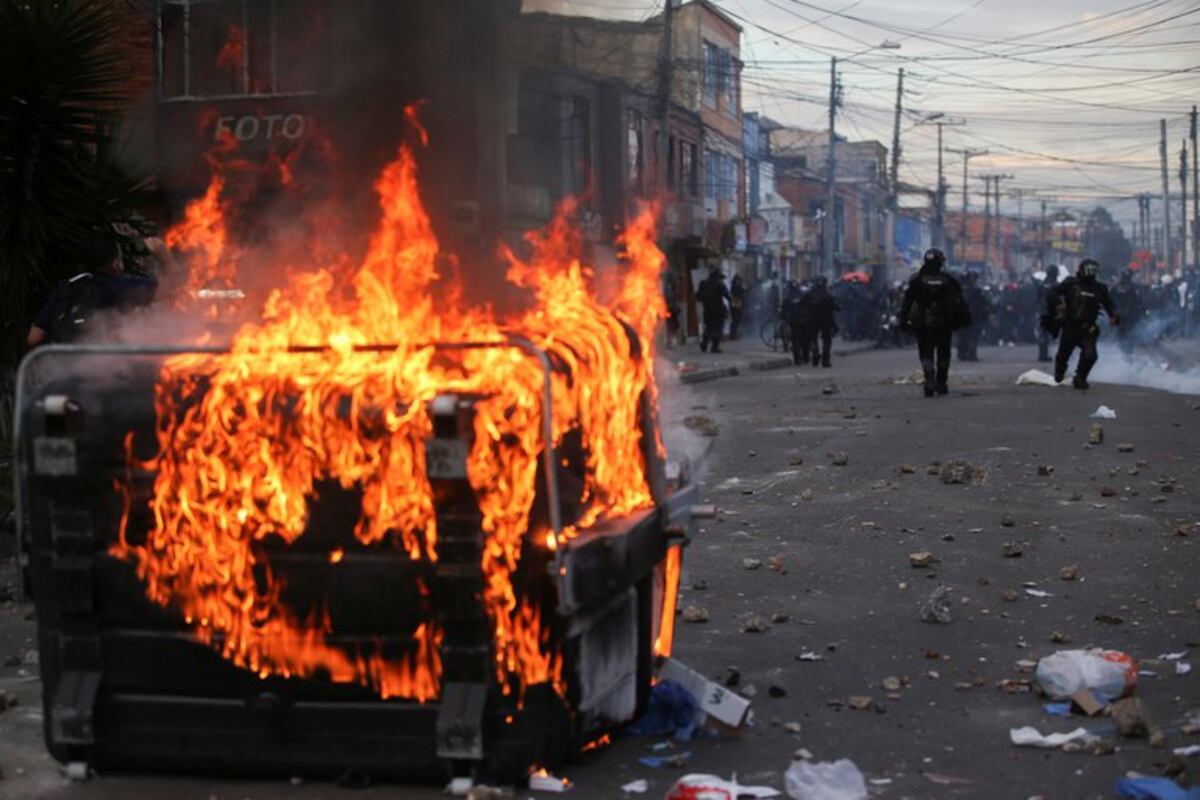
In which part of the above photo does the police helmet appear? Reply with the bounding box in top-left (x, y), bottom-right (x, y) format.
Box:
top-left (923, 248), bottom-right (946, 270)
top-left (814, 275), bottom-right (828, 288)
top-left (1078, 259), bottom-right (1100, 279)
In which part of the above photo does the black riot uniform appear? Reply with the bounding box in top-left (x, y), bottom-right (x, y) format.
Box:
top-left (808, 276), bottom-right (840, 367)
top-left (1036, 265), bottom-right (1061, 362)
top-left (900, 248), bottom-right (970, 397)
top-left (696, 268), bottom-right (731, 353)
top-left (782, 281), bottom-right (813, 366)
top-left (1109, 269), bottom-right (1144, 356)
top-left (1043, 259), bottom-right (1118, 390)
top-left (956, 271), bottom-right (990, 362)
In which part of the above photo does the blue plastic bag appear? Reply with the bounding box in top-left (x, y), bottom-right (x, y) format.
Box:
top-left (628, 679), bottom-right (703, 740)
top-left (1114, 777), bottom-right (1200, 800)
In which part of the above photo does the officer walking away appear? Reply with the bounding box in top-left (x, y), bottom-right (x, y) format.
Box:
top-left (900, 248), bottom-right (971, 397)
top-left (808, 275), bottom-right (840, 367)
top-left (1035, 265), bottom-right (1061, 362)
top-left (27, 231), bottom-right (168, 348)
top-left (1109, 269), bottom-right (1144, 357)
top-left (782, 280), bottom-right (814, 366)
top-left (729, 273), bottom-right (746, 340)
top-left (696, 267), bottom-right (731, 354)
top-left (956, 271), bottom-right (990, 362)
top-left (1043, 259), bottom-right (1118, 390)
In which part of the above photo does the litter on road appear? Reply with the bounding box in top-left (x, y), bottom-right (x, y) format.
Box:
top-left (1113, 776), bottom-right (1200, 800)
top-left (666, 774), bottom-right (780, 799)
top-left (1009, 726), bottom-right (1096, 748)
top-left (1091, 405), bottom-right (1118, 419)
top-left (1035, 649), bottom-right (1138, 700)
top-left (784, 758), bottom-right (868, 800)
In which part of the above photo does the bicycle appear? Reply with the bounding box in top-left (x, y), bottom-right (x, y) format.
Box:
top-left (760, 318), bottom-right (792, 352)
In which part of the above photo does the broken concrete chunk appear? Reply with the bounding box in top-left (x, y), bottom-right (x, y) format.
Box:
top-left (743, 558), bottom-right (762, 571)
top-left (682, 605), bottom-right (710, 623)
top-left (830, 451), bottom-right (849, 467)
top-left (1001, 542), bottom-right (1024, 558)
top-left (1117, 443), bottom-right (1135, 453)
top-left (909, 551), bottom-right (936, 568)
top-left (920, 585), bottom-right (954, 624)
top-left (1088, 423), bottom-right (1104, 445)
top-left (1059, 565), bottom-right (1079, 581)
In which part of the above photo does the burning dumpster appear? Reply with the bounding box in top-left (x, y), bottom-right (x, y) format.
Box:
top-left (14, 126), bottom-right (693, 782)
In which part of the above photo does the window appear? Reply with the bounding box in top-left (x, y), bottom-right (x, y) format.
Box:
top-left (703, 41), bottom-right (720, 108)
top-left (626, 109), bottom-right (644, 190)
top-left (680, 141), bottom-right (697, 198)
top-left (719, 154), bottom-right (735, 202)
top-left (704, 148), bottom-right (717, 199)
top-left (159, 0), bottom-right (331, 100)
top-left (721, 51), bottom-right (738, 117)
top-left (565, 95), bottom-right (592, 196)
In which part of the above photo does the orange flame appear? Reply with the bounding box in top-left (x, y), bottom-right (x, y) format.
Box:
top-left (116, 111), bottom-right (667, 702)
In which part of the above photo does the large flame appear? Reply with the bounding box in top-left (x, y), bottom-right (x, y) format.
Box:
top-left (114, 120), bottom-right (666, 701)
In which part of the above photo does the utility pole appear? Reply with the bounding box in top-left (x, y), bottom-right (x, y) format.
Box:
top-left (1182, 142), bottom-right (1190, 272)
top-left (1160, 119), bottom-right (1173, 270)
top-left (935, 123), bottom-right (945, 250)
top-left (655, 0), bottom-right (676, 190)
top-left (1192, 105), bottom-right (1199, 269)
top-left (1014, 188), bottom-right (1025, 273)
top-left (993, 174), bottom-right (1012, 271)
top-left (885, 68), bottom-right (903, 282)
top-left (946, 147), bottom-right (987, 263)
top-left (981, 176), bottom-right (993, 267)
top-left (977, 173), bottom-right (1013, 273)
top-left (1040, 199), bottom-right (1047, 267)
top-left (823, 57), bottom-right (840, 278)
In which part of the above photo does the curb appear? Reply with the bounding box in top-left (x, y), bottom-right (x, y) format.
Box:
top-left (680, 366), bottom-right (740, 385)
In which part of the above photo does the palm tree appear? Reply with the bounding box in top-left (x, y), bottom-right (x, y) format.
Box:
top-left (0, 0), bottom-right (149, 374)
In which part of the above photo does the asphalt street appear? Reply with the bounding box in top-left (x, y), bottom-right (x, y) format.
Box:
top-left (1, 340), bottom-right (1198, 799)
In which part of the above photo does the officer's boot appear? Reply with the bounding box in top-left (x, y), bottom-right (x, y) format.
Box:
top-left (921, 360), bottom-right (936, 397)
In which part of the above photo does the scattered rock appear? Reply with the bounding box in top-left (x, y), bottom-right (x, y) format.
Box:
top-left (941, 460), bottom-right (985, 485)
top-left (881, 676), bottom-right (902, 692)
top-left (743, 558), bottom-right (762, 571)
top-left (683, 415), bottom-right (720, 437)
top-left (920, 584), bottom-right (954, 624)
top-left (897, 464), bottom-right (916, 474)
top-left (0, 689), bottom-right (16, 713)
top-left (1001, 542), bottom-right (1024, 558)
top-left (767, 556), bottom-right (785, 573)
top-left (789, 457), bottom-right (804, 466)
top-left (1094, 613), bottom-right (1123, 625)
top-left (1051, 630), bottom-right (1071, 643)
top-left (1100, 486), bottom-right (1117, 498)
top-left (783, 722), bottom-right (803, 734)
top-left (1174, 522), bottom-right (1194, 538)
top-left (1117, 443), bottom-right (1135, 453)
top-left (1088, 423), bottom-right (1104, 445)
top-left (800, 488), bottom-right (814, 502)
top-left (821, 384), bottom-right (839, 396)
top-left (909, 551), bottom-right (936, 568)
top-left (691, 579), bottom-right (708, 591)
top-left (1109, 697), bottom-right (1151, 738)
top-left (721, 667), bottom-right (741, 687)
top-left (1001, 514), bottom-right (1015, 528)
top-left (2, 654), bottom-right (19, 668)
top-left (1001, 589), bottom-right (1020, 603)
top-left (1059, 565), bottom-right (1079, 581)
top-left (847, 695), bottom-right (874, 711)
top-left (772, 613), bottom-right (790, 624)
top-left (1037, 465), bottom-right (1054, 476)
top-left (467, 786), bottom-right (513, 800)
top-left (768, 685), bottom-right (788, 698)
top-left (741, 615), bottom-right (770, 633)
top-left (830, 452), bottom-right (849, 467)
top-left (682, 605), bottom-right (709, 624)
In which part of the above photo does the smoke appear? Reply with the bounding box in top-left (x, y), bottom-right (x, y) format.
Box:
top-left (655, 356), bottom-right (716, 483)
top-left (1090, 348), bottom-right (1200, 396)
top-left (1087, 303), bottom-right (1200, 395)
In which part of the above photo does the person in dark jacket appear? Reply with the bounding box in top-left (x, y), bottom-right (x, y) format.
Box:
top-left (956, 271), bottom-right (990, 362)
top-left (729, 274), bottom-right (746, 339)
top-left (900, 248), bottom-right (968, 397)
top-left (1035, 265), bottom-right (1061, 362)
top-left (808, 275), bottom-right (839, 367)
top-left (1109, 269), bottom-right (1144, 356)
top-left (782, 280), bottom-right (813, 366)
top-left (696, 267), bottom-right (731, 353)
top-left (1043, 258), bottom-right (1118, 390)
top-left (27, 231), bottom-right (166, 348)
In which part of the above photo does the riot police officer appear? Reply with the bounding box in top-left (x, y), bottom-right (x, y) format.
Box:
top-left (696, 267), bottom-right (731, 353)
top-left (808, 275), bottom-right (840, 367)
top-left (900, 248), bottom-right (970, 397)
top-left (1035, 265), bottom-right (1061, 362)
top-left (1109, 269), bottom-right (1144, 356)
top-left (1043, 258), bottom-right (1119, 390)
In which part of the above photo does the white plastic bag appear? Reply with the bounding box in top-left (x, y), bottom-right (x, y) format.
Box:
top-left (1035, 649), bottom-right (1137, 701)
top-left (785, 759), bottom-right (868, 800)
top-left (1090, 405), bottom-right (1117, 419)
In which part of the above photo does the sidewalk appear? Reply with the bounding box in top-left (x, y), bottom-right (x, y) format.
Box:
top-left (666, 335), bottom-right (878, 384)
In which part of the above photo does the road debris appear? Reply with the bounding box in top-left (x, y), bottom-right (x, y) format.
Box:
top-left (620, 779), bottom-right (648, 794)
top-left (1109, 697), bottom-right (1153, 738)
top-left (682, 606), bottom-right (709, 623)
top-left (1113, 776), bottom-right (1200, 800)
top-left (784, 759), bottom-right (868, 800)
top-left (1090, 405), bottom-right (1118, 419)
top-left (1002, 542), bottom-right (1024, 558)
top-left (1117, 443), bottom-right (1136, 453)
top-left (940, 460), bottom-right (985, 485)
top-left (1009, 726), bottom-right (1096, 749)
top-left (881, 676), bottom-right (902, 692)
top-left (1035, 649), bottom-right (1138, 700)
top-left (1089, 423), bottom-right (1105, 444)
top-left (741, 615), bottom-right (770, 633)
top-left (909, 551), bottom-right (936, 568)
top-left (846, 696), bottom-right (873, 711)
top-left (683, 415), bottom-right (720, 437)
top-left (920, 585), bottom-right (954, 624)
top-left (743, 558), bottom-right (763, 571)
top-left (667, 775), bottom-right (780, 800)
top-left (1059, 565), bottom-right (1079, 581)
top-left (830, 452), bottom-right (849, 467)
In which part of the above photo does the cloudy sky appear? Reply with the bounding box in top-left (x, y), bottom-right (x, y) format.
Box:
top-left (524, 0), bottom-right (1200, 235)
